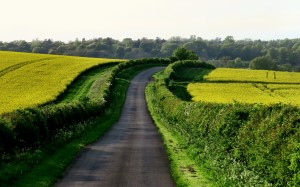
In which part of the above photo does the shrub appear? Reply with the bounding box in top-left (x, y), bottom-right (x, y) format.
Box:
top-left (0, 119), bottom-right (15, 158)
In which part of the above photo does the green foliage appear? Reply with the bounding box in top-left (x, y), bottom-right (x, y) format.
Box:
top-left (146, 85), bottom-right (215, 186)
top-left (0, 120), bottom-right (15, 158)
top-left (146, 61), bottom-right (300, 186)
top-left (171, 47), bottom-right (199, 61)
top-left (249, 55), bottom-right (277, 70)
top-left (13, 110), bottom-right (41, 149)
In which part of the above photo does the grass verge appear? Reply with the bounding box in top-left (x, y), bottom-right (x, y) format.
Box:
top-left (146, 81), bottom-right (216, 187)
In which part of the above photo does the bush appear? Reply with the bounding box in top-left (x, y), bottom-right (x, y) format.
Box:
top-left (12, 110), bottom-right (40, 149)
top-left (171, 47), bottom-right (199, 61)
top-left (0, 119), bottom-right (15, 158)
top-left (162, 60), bottom-right (215, 84)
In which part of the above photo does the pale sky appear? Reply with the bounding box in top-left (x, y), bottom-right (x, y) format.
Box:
top-left (1, 0), bottom-right (300, 42)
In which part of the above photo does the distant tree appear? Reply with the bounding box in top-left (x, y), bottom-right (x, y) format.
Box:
top-left (268, 47), bottom-right (279, 60)
top-left (160, 42), bottom-right (179, 57)
top-left (139, 39), bottom-right (156, 53)
top-left (116, 46), bottom-right (125, 58)
top-left (122, 38), bottom-right (134, 48)
top-left (48, 48), bottom-right (56, 54)
top-left (226, 60), bottom-right (236, 68)
top-left (278, 47), bottom-right (289, 63)
top-left (249, 55), bottom-right (277, 70)
top-left (16, 40), bottom-right (31, 52)
top-left (4, 42), bottom-right (18, 51)
top-left (55, 45), bottom-right (66, 55)
top-left (1, 36), bottom-right (300, 70)
top-left (183, 39), bottom-right (207, 58)
top-left (124, 48), bottom-right (150, 59)
top-left (0, 41), bottom-right (4, 50)
top-left (31, 39), bottom-right (49, 54)
top-left (133, 39), bottom-right (141, 48)
top-left (223, 36), bottom-right (235, 45)
top-left (32, 46), bottom-right (47, 54)
top-left (171, 47), bottom-right (198, 61)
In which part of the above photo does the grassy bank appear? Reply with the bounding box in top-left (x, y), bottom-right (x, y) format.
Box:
top-left (55, 64), bottom-right (116, 103)
top-left (146, 82), bottom-right (215, 187)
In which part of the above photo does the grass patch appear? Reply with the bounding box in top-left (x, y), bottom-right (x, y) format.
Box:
top-left (55, 64), bottom-right (116, 103)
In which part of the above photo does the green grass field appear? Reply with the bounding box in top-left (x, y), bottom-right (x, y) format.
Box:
top-left (0, 51), bottom-right (122, 114)
top-left (188, 68), bottom-right (300, 106)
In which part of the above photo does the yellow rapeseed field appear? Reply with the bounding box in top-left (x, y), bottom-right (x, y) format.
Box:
top-left (0, 51), bottom-right (123, 114)
top-left (188, 68), bottom-right (300, 106)
top-left (204, 68), bottom-right (300, 84)
top-left (0, 51), bottom-right (54, 71)
top-left (266, 84), bottom-right (300, 105)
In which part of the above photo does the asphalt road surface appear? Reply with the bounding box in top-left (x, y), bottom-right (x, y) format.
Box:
top-left (56, 67), bottom-right (175, 187)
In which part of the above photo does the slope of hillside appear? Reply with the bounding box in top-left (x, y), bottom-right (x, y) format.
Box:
top-left (0, 51), bottom-right (122, 114)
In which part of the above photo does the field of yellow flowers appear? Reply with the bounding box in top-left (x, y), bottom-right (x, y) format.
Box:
top-left (188, 68), bottom-right (300, 106)
top-left (0, 51), bottom-right (121, 114)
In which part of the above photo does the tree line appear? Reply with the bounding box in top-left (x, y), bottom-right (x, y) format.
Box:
top-left (1, 36), bottom-right (300, 71)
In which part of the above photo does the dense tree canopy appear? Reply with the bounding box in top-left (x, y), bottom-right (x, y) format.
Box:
top-left (171, 47), bottom-right (198, 61)
top-left (0, 36), bottom-right (300, 71)
top-left (249, 55), bottom-right (277, 70)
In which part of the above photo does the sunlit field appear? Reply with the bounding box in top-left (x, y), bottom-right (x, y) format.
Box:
top-left (188, 68), bottom-right (300, 106)
top-left (204, 68), bottom-right (300, 84)
top-left (0, 51), bottom-right (122, 114)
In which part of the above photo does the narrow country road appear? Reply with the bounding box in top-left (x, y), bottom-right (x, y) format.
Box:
top-left (55, 67), bottom-right (175, 187)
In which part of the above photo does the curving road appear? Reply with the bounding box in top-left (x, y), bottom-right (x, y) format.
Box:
top-left (55, 67), bottom-right (175, 187)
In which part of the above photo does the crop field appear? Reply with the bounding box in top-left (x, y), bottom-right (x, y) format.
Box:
top-left (0, 51), bottom-right (122, 114)
top-left (188, 68), bottom-right (300, 106)
top-left (204, 68), bottom-right (300, 83)
top-left (0, 51), bottom-right (55, 72)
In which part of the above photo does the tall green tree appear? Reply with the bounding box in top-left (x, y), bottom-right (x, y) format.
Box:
top-left (249, 55), bottom-right (277, 70)
top-left (171, 47), bottom-right (198, 61)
